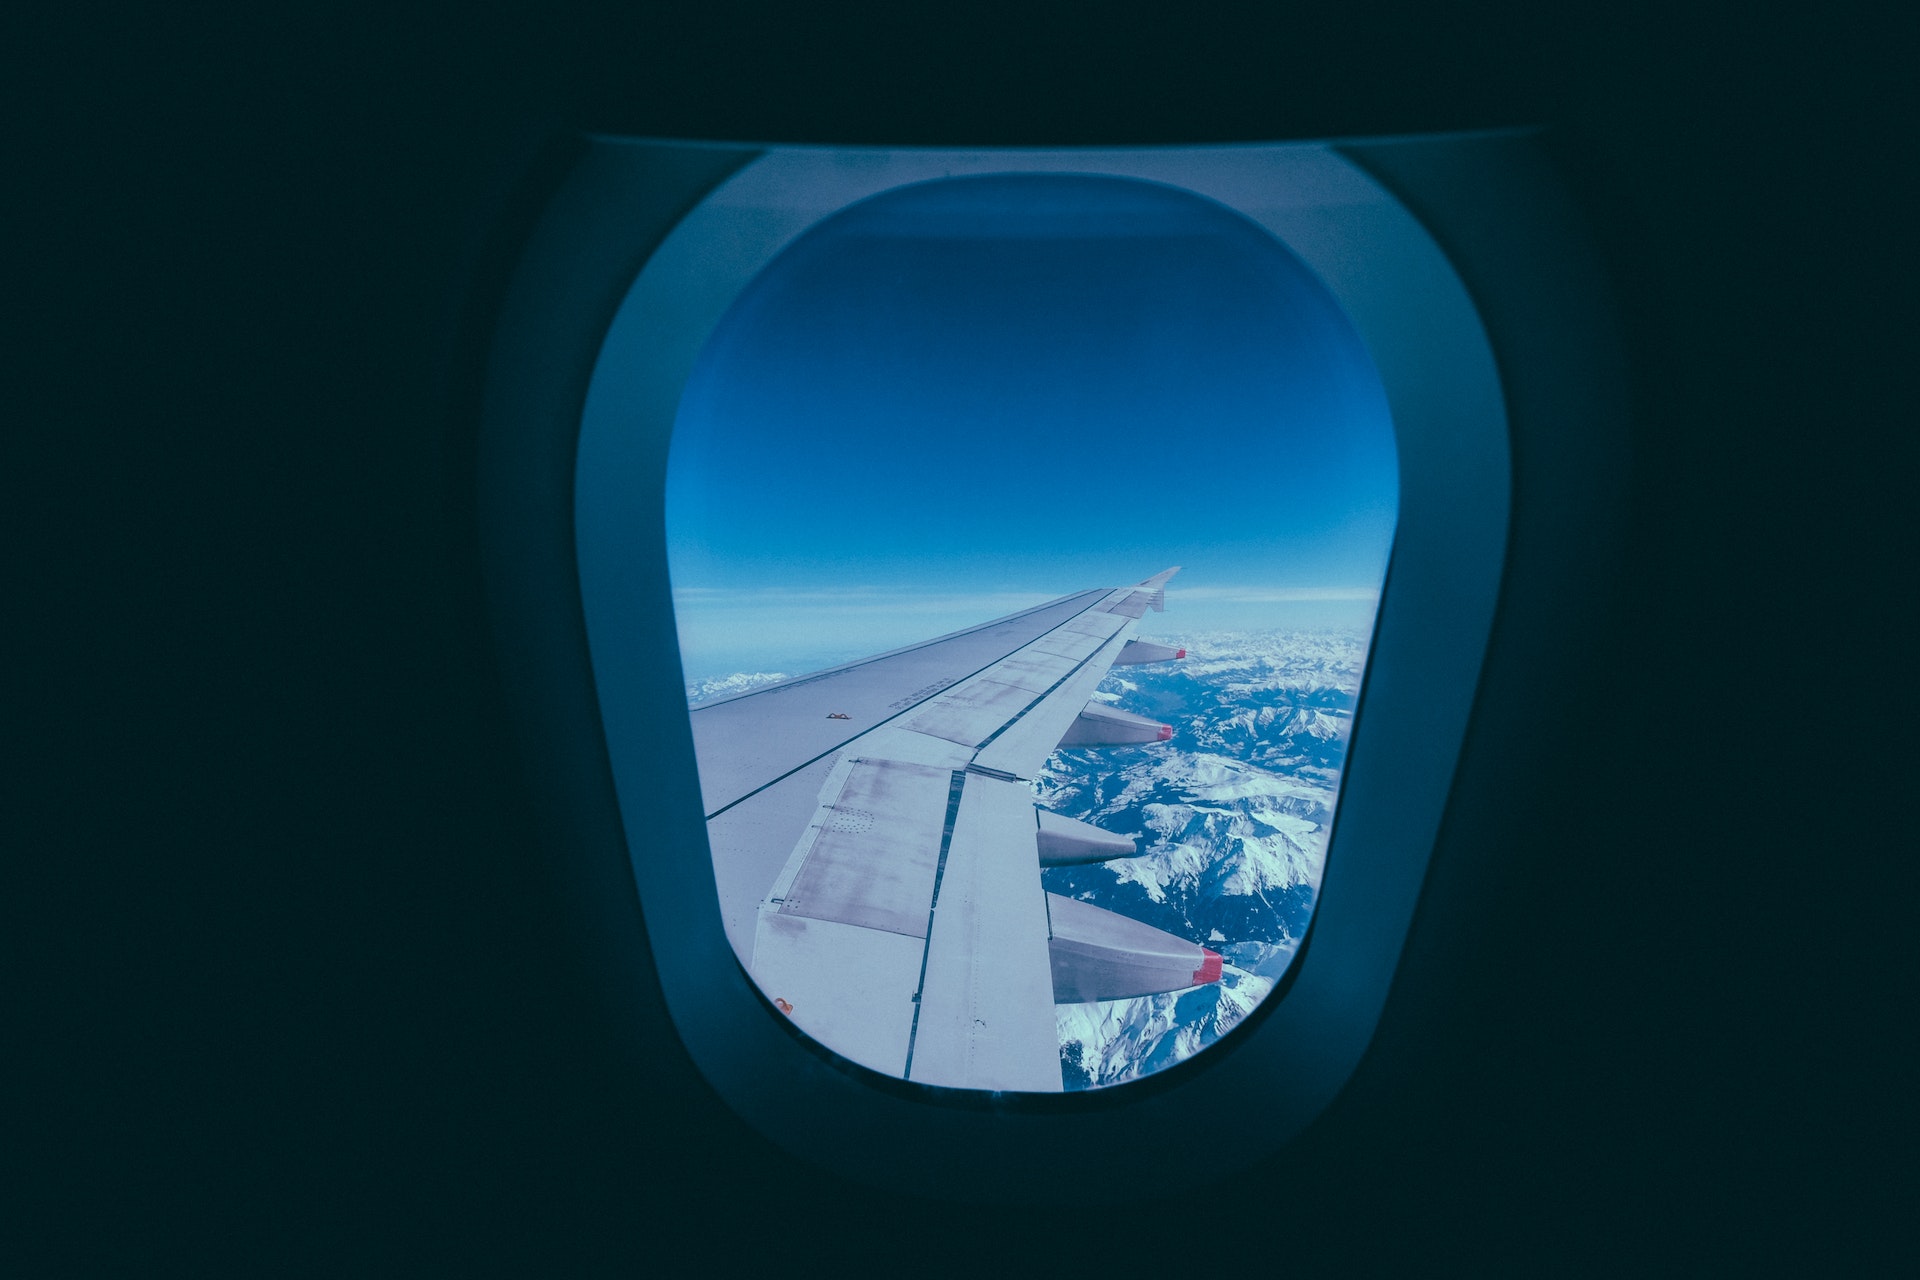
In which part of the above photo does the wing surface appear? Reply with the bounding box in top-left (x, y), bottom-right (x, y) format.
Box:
top-left (691, 569), bottom-right (1205, 1092)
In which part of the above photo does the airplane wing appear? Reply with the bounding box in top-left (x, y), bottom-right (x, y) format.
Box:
top-left (689, 568), bottom-right (1219, 1092)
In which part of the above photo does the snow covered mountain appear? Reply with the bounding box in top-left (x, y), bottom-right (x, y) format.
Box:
top-left (685, 671), bottom-right (793, 704)
top-left (686, 628), bottom-right (1373, 1091)
top-left (1041, 629), bottom-right (1370, 1089)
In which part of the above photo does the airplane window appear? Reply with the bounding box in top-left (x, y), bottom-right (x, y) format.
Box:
top-left (661, 171), bottom-right (1399, 1092)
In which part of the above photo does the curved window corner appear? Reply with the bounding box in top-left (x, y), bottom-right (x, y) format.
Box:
top-left (478, 133), bottom-right (1570, 1195)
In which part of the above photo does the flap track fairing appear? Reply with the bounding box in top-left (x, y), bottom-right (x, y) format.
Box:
top-left (1058, 703), bottom-right (1173, 746)
top-left (1035, 808), bottom-right (1139, 866)
top-left (1114, 639), bottom-right (1186, 665)
top-left (1046, 892), bottom-right (1222, 1004)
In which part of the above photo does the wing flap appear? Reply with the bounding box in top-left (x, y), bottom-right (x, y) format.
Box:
top-left (906, 774), bottom-right (1062, 1092)
top-left (769, 757), bottom-right (953, 937)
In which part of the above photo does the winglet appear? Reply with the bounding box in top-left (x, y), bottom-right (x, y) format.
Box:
top-left (1136, 566), bottom-right (1181, 590)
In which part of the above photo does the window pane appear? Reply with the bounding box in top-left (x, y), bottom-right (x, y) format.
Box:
top-left (663, 171), bottom-right (1397, 1091)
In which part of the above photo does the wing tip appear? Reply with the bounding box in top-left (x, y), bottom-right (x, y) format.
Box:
top-left (1133, 565), bottom-right (1182, 591)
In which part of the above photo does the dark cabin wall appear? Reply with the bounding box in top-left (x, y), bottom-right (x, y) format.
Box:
top-left (14, 1), bottom-right (1909, 1270)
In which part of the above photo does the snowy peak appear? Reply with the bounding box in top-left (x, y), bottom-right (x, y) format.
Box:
top-left (685, 671), bottom-right (792, 704)
top-left (1042, 629), bottom-right (1372, 1089)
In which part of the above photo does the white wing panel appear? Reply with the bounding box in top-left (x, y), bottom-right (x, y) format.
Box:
top-left (706, 755), bottom-right (840, 954)
top-left (985, 648), bottom-right (1083, 693)
top-left (906, 775), bottom-right (1061, 1092)
top-left (902, 677), bottom-right (1036, 746)
top-left (751, 911), bottom-right (924, 1077)
top-left (1028, 627), bottom-right (1111, 660)
top-left (1063, 610), bottom-right (1130, 640)
top-left (832, 725), bottom-right (976, 772)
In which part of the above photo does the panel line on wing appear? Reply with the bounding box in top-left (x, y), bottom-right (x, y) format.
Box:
top-left (895, 613), bottom-right (1127, 754)
top-left (971, 632), bottom-right (1128, 762)
top-left (901, 768), bottom-right (969, 1081)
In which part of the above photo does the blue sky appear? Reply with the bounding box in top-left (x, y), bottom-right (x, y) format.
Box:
top-left (663, 172), bottom-right (1398, 680)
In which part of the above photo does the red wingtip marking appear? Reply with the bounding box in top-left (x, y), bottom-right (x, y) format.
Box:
top-left (1193, 948), bottom-right (1223, 985)
top-left (1176, 648), bottom-right (1186, 659)
top-left (1157, 724), bottom-right (1173, 741)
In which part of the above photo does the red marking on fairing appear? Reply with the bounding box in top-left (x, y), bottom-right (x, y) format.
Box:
top-left (1157, 724), bottom-right (1173, 741)
top-left (1193, 949), bottom-right (1223, 985)
top-left (1175, 649), bottom-right (1186, 659)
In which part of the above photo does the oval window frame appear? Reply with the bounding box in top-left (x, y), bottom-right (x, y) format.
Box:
top-left (484, 137), bottom-right (1513, 1197)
